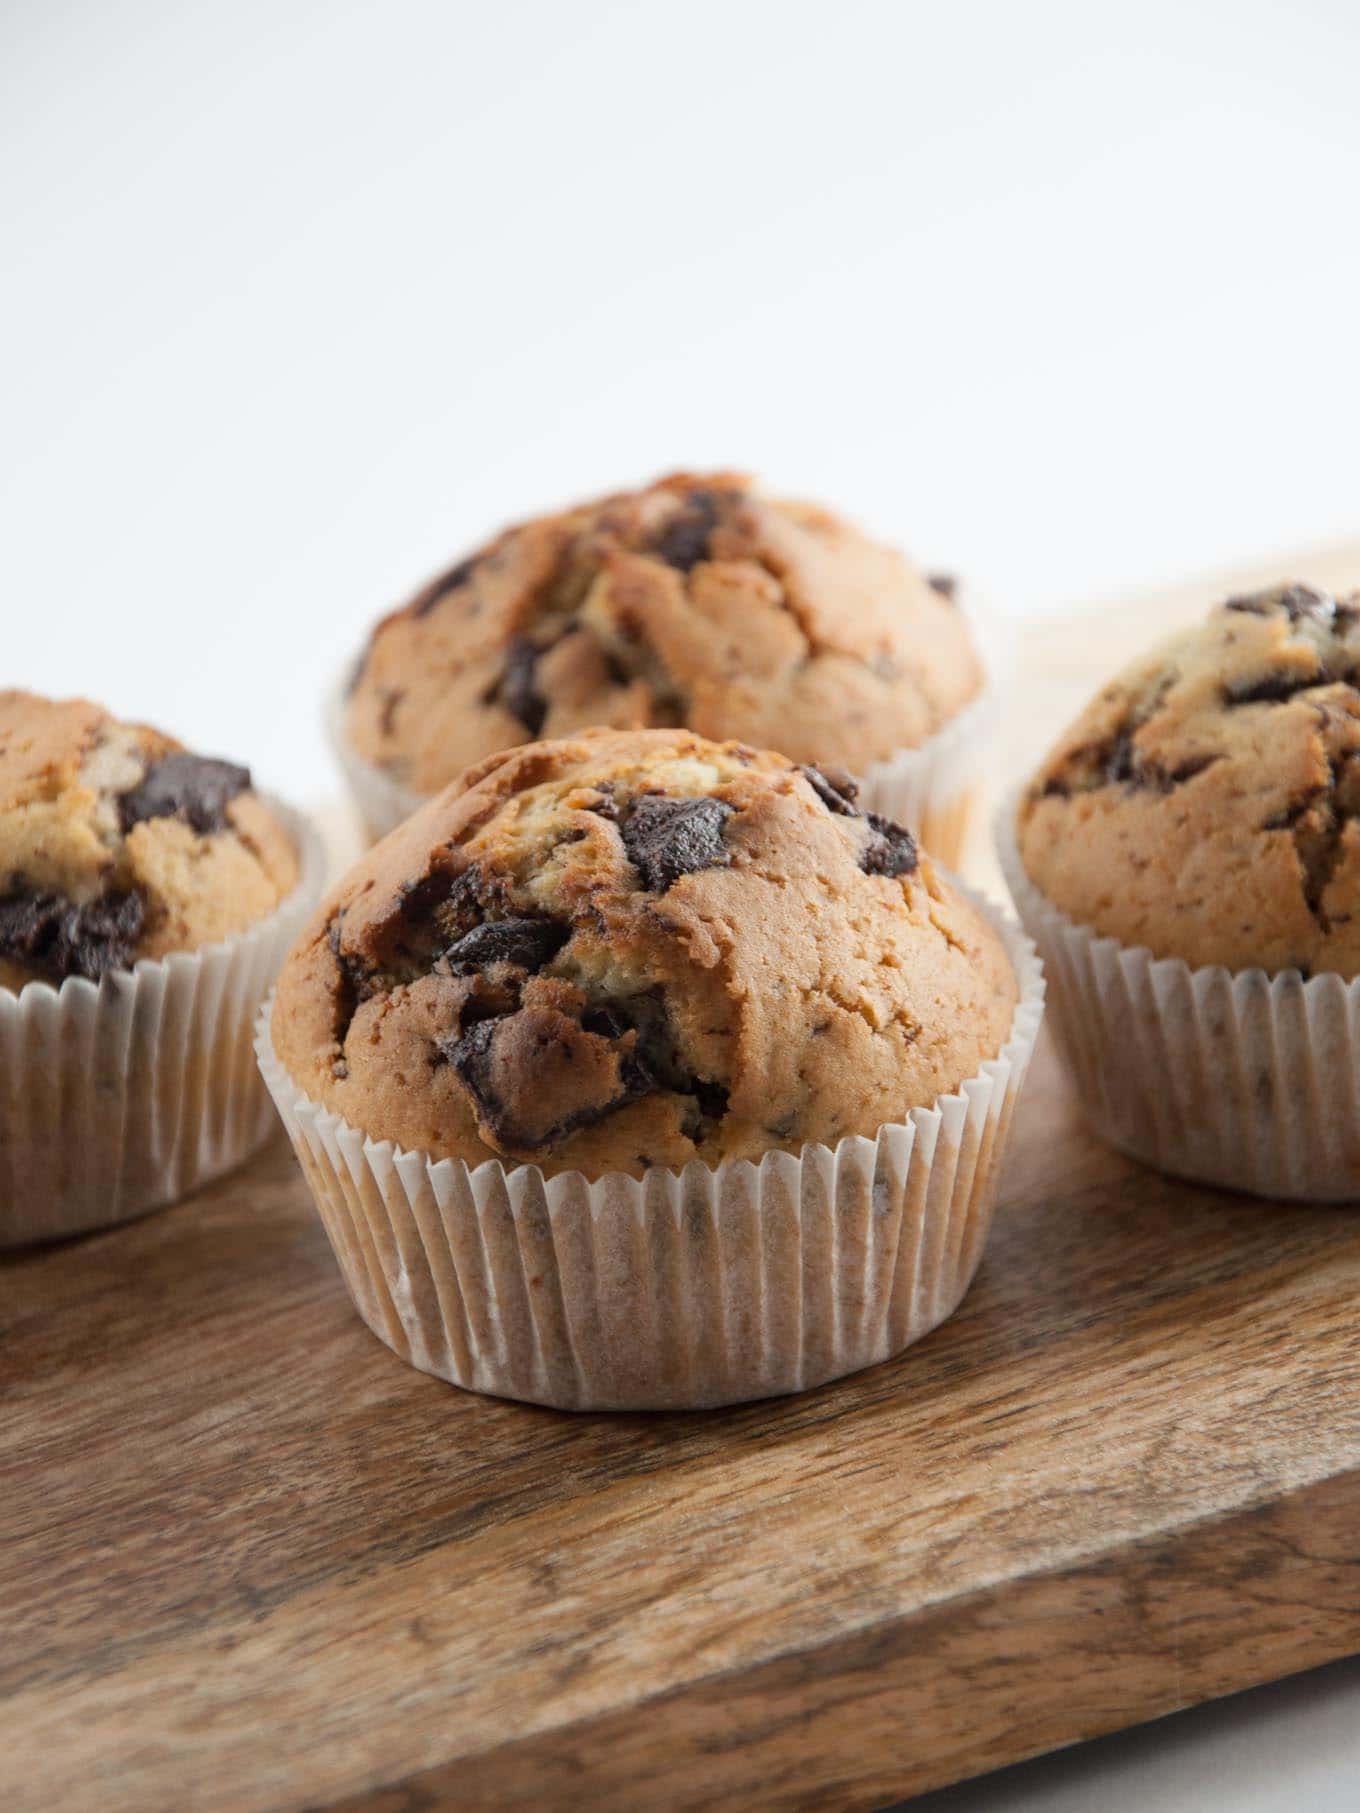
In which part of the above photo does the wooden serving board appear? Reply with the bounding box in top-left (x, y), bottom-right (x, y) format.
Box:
top-left (3, 1040), bottom-right (1359, 1812)
top-left (4, 545), bottom-right (1360, 1811)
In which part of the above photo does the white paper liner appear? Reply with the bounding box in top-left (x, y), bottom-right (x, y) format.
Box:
top-left (996, 790), bottom-right (1360, 1202)
top-left (0, 800), bottom-right (327, 1247)
top-left (255, 883), bottom-right (1043, 1410)
top-left (326, 680), bottom-right (998, 870)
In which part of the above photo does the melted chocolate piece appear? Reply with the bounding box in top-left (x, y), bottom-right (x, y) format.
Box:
top-left (444, 1005), bottom-right (654, 1150)
top-left (1225, 583), bottom-right (1334, 625)
top-left (1104, 734), bottom-right (1222, 791)
top-left (498, 636), bottom-right (547, 737)
top-left (441, 989), bottom-right (734, 1152)
top-left (799, 764), bottom-right (861, 815)
top-left (0, 888), bottom-right (145, 984)
top-left (1106, 732), bottom-right (1136, 785)
top-left (444, 917), bottom-right (568, 975)
top-left (119, 754), bottom-right (252, 835)
top-left (688, 1076), bottom-right (730, 1125)
top-left (1225, 668), bottom-right (1328, 707)
top-left (860, 812), bottom-right (918, 878)
top-left (621, 795), bottom-right (734, 892)
top-left (652, 490), bottom-right (720, 573)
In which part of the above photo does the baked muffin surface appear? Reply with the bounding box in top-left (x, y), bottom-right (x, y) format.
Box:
top-left (1019, 583), bottom-right (1360, 975)
top-left (344, 471), bottom-right (981, 792)
top-left (274, 728), bottom-right (1016, 1178)
top-left (0, 691), bottom-right (299, 988)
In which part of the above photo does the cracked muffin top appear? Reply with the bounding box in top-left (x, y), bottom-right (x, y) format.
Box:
top-left (343, 471), bottom-right (982, 794)
top-left (0, 691), bottom-right (299, 989)
top-left (1018, 583), bottom-right (1360, 975)
top-left (273, 727), bottom-right (1016, 1178)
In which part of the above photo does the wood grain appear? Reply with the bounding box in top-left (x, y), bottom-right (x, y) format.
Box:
top-left (4, 543), bottom-right (1360, 1811)
top-left (2, 1034), bottom-right (1359, 1812)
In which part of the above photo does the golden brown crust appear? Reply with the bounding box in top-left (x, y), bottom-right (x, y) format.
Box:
top-left (0, 691), bottom-right (300, 987)
top-left (344, 472), bottom-right (981, 792)
top-left (1018, 584), bottom-right (1360, 975)
top-left (273, 727), bottom-right (1017, 1179)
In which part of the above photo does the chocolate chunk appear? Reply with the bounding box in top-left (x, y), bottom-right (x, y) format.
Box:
top-left (0, 888), bottom-right (145, 984)
top-left (1105, 733), bottom-right (1137, 785)
top-left (1105, 735), bottom-right (1221, 791)
top-left (799, 764), bottom-right (861, 815)
top-left (585, 784), bottom-right (622, 822)
top-left (444, 1004), bottom-right (654, 1151)
top-left (621, 795), bottom-right (734, 892)
top-left (689, 1077), bottom-right (730, 1123)
top-left (119, 754), bottom-right (252, 835)
top-left (1225, 583), bottom-right (1334, 625)
top-left (397, 868), bottom-right (460, 923)
top-left (653, 490), bottom-right (720, 573)
top-left (441, 986), bottom-right (733, 1152)
top-left (444, 917), bottom-right (568, 975)
top-left (411, 554), bottom-right (478, 619)
top-left (1225, 668), bottom-right (1327, 707)
top-left (860, 812), bottom-right (918, 878)
top-left (498, 636), bottom-right (547, 737)
top-left (1160, 754), bottom-right (1220, 788)
top-left (927, 572), bottom-right (958, 601)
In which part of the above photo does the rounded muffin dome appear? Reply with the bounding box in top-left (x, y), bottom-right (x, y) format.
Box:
top-left (343, 471), bottom-right (982, 794)
top-left (273, 728), bottom-right (1017, 1178)
top-left (1018, 582), bottom-right (1360, 975)
top-left (0, 690), bottom-right (299, 989)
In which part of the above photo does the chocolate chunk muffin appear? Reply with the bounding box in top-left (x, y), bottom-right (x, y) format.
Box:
top-left (1017, 583), bottom-right (1360, 975)
top-left (340, 471), bottom-right (983, 815)
top-left (1002, 581), bottom-right (1360, 1202)
top-left (0, 690), bottom-right (299, 989)
top-left (275, 728), bottom-right (1016, 1180)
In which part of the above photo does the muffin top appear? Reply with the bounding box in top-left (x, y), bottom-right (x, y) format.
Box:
top-left (1018, 583), bottom-right (1360, 975)
top-left (0, 690), bottom-right (299, 989)
top-left (344, 471), bottom-right (982, 793)
top-left (274, 728), bottom-right (1016, 1178)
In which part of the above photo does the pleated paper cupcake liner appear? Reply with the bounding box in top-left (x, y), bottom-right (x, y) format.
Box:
top-left (0, 801), bottom-right (327, 1247)
top-left (327, 680), bottom-right (998, 871)
top-left (255, 884), bottom-right (1043, 1411)
top-left (997, 791), bottom-right (1360, 1202)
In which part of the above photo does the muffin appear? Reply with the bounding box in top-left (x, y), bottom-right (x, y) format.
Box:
top-left (1000, 582), bottom-right (1360, 1198)
top-left (262, 727), bottom-right (1042, 1409)
top-left (334, 471), bottom-right (990, 864)
top-left (0, 691), bottom-right (323, 1244)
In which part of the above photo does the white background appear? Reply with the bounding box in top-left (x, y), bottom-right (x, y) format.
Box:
top-left (5, 0), bottom-right (1360, 803)
top-left (3, 3), bottom-right (1358, 1806)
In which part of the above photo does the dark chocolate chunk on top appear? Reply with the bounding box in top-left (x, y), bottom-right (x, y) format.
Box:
top-left (442, 1003), bottom-right (655, 1151)
top-left (497, 636), bottom-right (548, 738)
top-left (443, 917), bottom-right (569, 975)
top-left (621, 794), bottom-right (734, 892)
top-left (119, 753), bottom-right (252, 835)
top-left (860, 811), bottom-right (918, 878)
top-left (799, 763), bottom-right (861, 815)
top-left (652, 489), bottom-right (721, 573)
top-left (1225, 583), bottom-right (1334, 625)
top-left (0, 888), bottom-right (145, 984)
